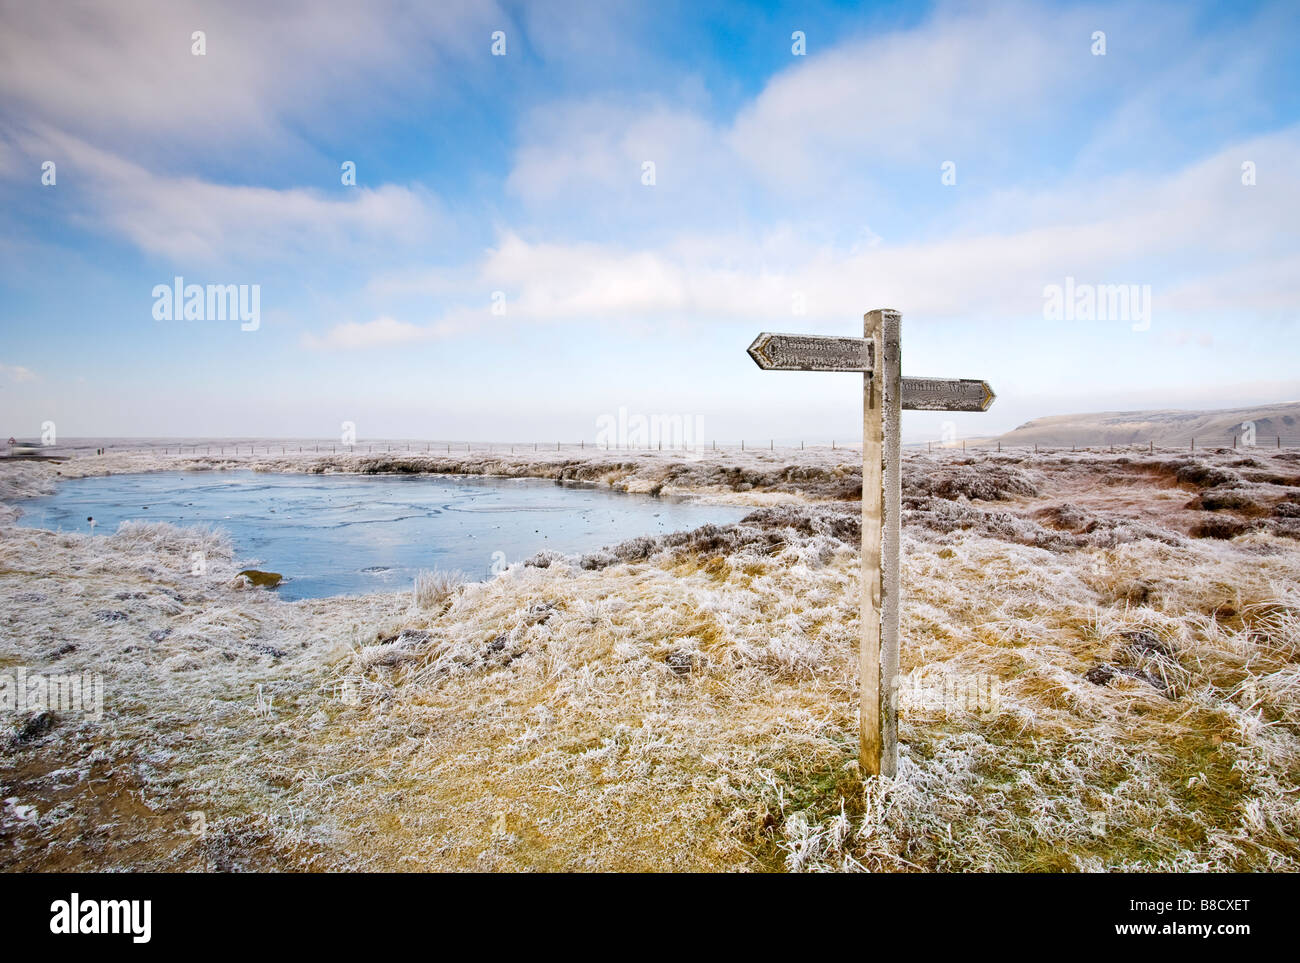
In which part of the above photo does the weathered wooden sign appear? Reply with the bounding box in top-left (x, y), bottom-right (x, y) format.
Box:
top-left (748, 333), bottom-right (874, 372)
top-left (901, 377), bottom-right (996, 412)
top-left (749, 334), bottom-right (995, 412)
top-left (747, 310), bottom-right (995, 777)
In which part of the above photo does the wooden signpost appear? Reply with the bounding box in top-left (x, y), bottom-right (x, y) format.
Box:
top-left (747, 309), bottom-right (995, 777)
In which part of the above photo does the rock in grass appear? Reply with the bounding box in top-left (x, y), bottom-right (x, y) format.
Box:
top-left (1190, 516), bottom-right (1249, 539)
top-left (1122, 629), bottom-right (1173, 659)
top-left (237, 569), bottom-right (283, 589)
top-left (1085, 662), bottom-right (1171, 697)
top-left (665, 650), bottom-right (704, 676)
top-left (12, 711), bottom-right (58, 744)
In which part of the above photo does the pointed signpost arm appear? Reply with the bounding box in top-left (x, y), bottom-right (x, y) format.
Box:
top-left (901, 377), bottom-right (996, 412)
top-left (748, 332), bottom-right (874, 372)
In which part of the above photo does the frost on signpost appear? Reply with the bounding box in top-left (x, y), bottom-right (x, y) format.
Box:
top-left (747, 309), bottom-right (995, 777)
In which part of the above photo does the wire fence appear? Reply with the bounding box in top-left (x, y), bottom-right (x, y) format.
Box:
top-left (919, 436), bottom-right (1299, 455)
top-left (7, 435), bottom-right (1300, 460)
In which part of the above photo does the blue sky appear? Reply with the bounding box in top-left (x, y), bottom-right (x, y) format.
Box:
top-left (1, 0), bottom-right (1298, 443)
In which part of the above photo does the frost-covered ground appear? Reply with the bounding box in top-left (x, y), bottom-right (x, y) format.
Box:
top-left (2, 446), bottom-right (1299, 871)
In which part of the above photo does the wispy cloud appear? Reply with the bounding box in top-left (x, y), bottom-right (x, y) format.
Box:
top-left (365, 127), bottom-right (1300, 334)
top-left (0, 0), bottom-right (506, 165)
top-left (728, 1), bottom-right (1092, 182)
top-left (5, 128), bottom-right (449, 266)
top-left (0, 0), bottom-right (1296, 436)
top-left (0, 362), bottom-right (38, 384)
top-left (302, 316), bottom-right (461, 350)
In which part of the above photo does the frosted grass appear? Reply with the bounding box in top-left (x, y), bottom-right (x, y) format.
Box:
top-left (2, 445), bottom-right (1298, 871)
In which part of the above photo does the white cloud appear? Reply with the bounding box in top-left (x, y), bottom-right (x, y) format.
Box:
top-left (502, 2), bottom-right (1117, 224)
top-left (507, 100), bottom-right (730, 210)
top-left (7, 128), bottom-right (447, 266)
top-left (302, 316), bottom-right (460, 350)
top-left (1157, 330), bottom-right (1215, 348)
top-left (363, 127), bottom-right (1300, 337)
top-left (1159, 252), bottom-right (1300, 319)
top-left (0, 362), bottom-right (38, 383)
top-left (727, 1), bottom-right (1092, 185)
top-left (0, 0), bottom-right (505, 163)
top-left (500, 0), bottom-right (1294, 242)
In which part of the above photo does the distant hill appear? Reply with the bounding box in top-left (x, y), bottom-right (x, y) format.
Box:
top-left (991, 402), bottom-right (1300, 449)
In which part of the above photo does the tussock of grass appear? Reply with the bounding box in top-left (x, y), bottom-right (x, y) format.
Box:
top-left (412, 569), bottom-right (464, 611)
top-left (903, 459), bottom-right (1039, 500)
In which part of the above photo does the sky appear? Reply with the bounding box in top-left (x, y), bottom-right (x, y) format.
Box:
top-left (1, 0), bottom-right (1298, 444)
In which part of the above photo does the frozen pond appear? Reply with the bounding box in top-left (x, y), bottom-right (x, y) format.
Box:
top-left (14, 471), bottom-right (749, 600)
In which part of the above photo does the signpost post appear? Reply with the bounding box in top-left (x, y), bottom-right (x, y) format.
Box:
top-left (747, 309), bottom-right (995, 777)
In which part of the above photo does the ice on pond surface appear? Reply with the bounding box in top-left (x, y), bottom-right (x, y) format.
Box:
top-left (14, 471), bottom-right (750, 599)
